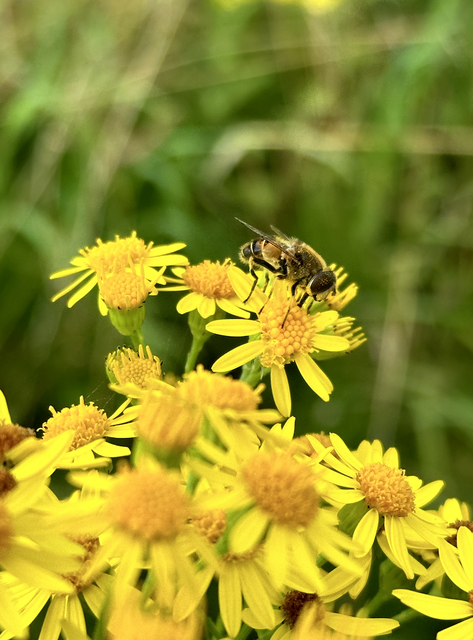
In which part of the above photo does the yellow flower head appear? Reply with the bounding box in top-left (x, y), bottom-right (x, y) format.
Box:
top-left (312, 434), bottom-right (448, 580)
top-left (50, 232), bottom-right (188, 308)
top-left (207, 269), bottom-right (352, 416)
top-left (107, 345), bottom-right (162, 389)
top-left (394, 527), bottom-right (473, 640)
top-left (42, 396), bottom-right (137, 467)
top-left (169, 259), bottom-right (251, 319)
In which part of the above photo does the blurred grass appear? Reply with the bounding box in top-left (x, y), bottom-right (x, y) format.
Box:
top-left (1, 0), bottom-right (473, 503)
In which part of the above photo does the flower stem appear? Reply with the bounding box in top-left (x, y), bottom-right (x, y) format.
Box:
top-left (130, 328), bottom-right (145, 350)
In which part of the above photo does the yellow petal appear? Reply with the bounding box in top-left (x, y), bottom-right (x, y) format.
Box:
top-left (458, 527), bottom-right (473, 585)
top-left (197, 296), bottom-right (217, 318)
top-left (216, 298), bottom-right (251, 319)
top-left (270, 366), bottom-right (291, 417)
top-left (312, 334), bottom-right (350, 351)
top-left (353, 508), bottom-right (379, 557)
top-left (0, 389), bottom-right (12, 423)
top-left (293, 352), bottom-right (332, 401)
top-left (206, 319), bottom-right (261, 337)
top-left (325, 611), bottom-right (399, 635)
top-left (219, 564), bottom-right (242, 638)
top-left (67, 275), bottom-right (99, 308)
top-left (176, 292), bottom-right (200, 314)
top-left (212, 341), bottom-right (264, 372)
top-left (393, 589), bottom-right (472, 620)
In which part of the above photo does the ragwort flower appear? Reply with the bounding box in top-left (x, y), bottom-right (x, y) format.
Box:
top-left (394, 527), bottom-right (473, 640)
top-left (42, 396), bottom-right (137, 468)
top-left (50, 232), bottom-right (188, 308)
top-left (167, 259), bottom-right (251, 319)
top-left (207, 269), bottom-right (350, 416)
top-left (313, 434), bottom-right (448, 579)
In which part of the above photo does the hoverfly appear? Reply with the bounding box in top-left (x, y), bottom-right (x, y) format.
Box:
top-left (236, 218), bottom-right (337, 307)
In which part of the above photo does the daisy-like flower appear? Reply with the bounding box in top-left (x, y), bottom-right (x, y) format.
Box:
top-left (193, 443), bottom-right (362, 593)
top-left (166, 259), bottom-right (251, 319)
top-left (274, 591), bottom-right (399, 640)
top-left (311, 434), bottom-right (448, 580)
top-left (393, 527), bottom-right (473, 640)
top-left (50, 232), bottom-right (188, 308)
top-left (0, 534), bottom-right (113, 640)
top-left (108, 584), bottom-right (204, 640)
top-left (62, 460), bottom-right (217, 611)
top-left (207, 269), bottom-right (350, 416)
top-left (41, 396), bottom-right (138, 468)
top-left (115, 366), bottom-right (280, 458)
top-left (106, 345), bottom-right (162, 390)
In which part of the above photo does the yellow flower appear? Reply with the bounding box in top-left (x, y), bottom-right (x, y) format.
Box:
top-left (312, 434), bottom-right (448, 579)
top-left (108, 584), bottom-right (204, 640)
top-left (207, 269), bottom-right (351, 416)
top-left (42, 396), bottom-right (137, 468)
top-left (63, 461), bottom-right (217, 609)
top-left (168, 259), bottom-right (251, 319)
top-left (242, 578), bottom-right (399, 638)
top-left (0, 536), bottom-right (112, 640)
top-left (115, 366), bottom-right (280, 457)
top-left (393, 527), bottom-right (473, 640)
top-left (106, 345), bottom-right (162, 390)
top-left (193, 442), bottom-right (361, 592)
top-left (50, 232), bottom-right (188, 308)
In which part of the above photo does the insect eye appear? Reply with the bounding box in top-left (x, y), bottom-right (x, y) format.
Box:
top-left (309, 271), bottom-right (336, 296)
top-left (241, 244), bottom-right (253, 260)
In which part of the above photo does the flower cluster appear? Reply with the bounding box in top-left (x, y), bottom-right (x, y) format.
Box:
top-left (0, 229), bottom-right (467, 640)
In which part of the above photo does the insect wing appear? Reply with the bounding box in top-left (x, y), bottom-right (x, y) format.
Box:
top-left (235, 218), bottom-right (295, 259)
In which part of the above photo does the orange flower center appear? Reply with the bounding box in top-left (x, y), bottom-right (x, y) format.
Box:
top-left (192, 509), bottom-right (227, 544)
top-left (178, 365), bottom-right (261, 412)
top-left (281, 591), bottom-right (324, 629)
top-left (84, 233), bottom-right (151, 273)
top-left (64, 536), bottom-right (100, 592)
top-left (259, 300), bottom-right (314, 368)
top-left (42, 397), bottom-right (110, 450)
top-left (0, 421), bottom-right (35, 458)
top-left (356, 462), bottom-right (415, 517)
top-left (107, 467), bottom-right (190, 541)
top-left (182, 260), bottom-right (235, 299)
top-left (242, 453), bottom-right (319, 527)
top-left (99, 269), bottom-right (150, 310)
top-left (108, 345), bottom-right (162, 389)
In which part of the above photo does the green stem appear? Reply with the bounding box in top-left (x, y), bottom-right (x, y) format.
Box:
top-left (240, 357), bottom-right (264, 387)
top-left (130, 328), bottom-right (145, 349)
top-left (185, 334), bottom-right (207, 373)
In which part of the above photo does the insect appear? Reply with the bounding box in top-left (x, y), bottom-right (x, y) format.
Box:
top-left (236, 218), bottom-right (337, 307)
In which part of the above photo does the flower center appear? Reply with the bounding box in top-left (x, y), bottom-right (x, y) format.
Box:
top-left (64, 536), bottom-right (100, 592)
top-left (242, 453), bottom-right (319, 527)
top-left (446, 520), bottom-right (473, 547)
top-left (223, 544), bottom-right (263, 564)
top-left (0, 501), bottom-right (13, 558)
top-left (0, 469), bottom-right (17, 497)
top-left (259, 300), bottom-right (314, 368)
top-left (42, 397), bottom-right (110, 450)
top-left (107, 467), bottom-right (190, 541)
top-left (178, 366), bottom-right (261, 412)
top-left (0, 421), bottom-right (35, 460)
top-left (108, 345), bottom-right (162, 389)
top-left (182, 260), bottom-right (235, 299)
top-left (99, 269), bottom-right (150, 310)
top-left (356, 462), bottom-right (415, 517)
top-left (281, 591), bottom-right (324, 629)
top-left (192, 509), bottom-right (227, 544)
top-left (84, 233), bottom-right (151, 273)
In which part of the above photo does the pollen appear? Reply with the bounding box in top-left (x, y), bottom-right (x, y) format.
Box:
top-left (0, 501), bottom-right (13, 558)
top-left (83, 233), bottom-right (151, 273)
top-left (242, 453), bottom-right (319, 528)
top-left (64, 536), bottom-right (100, 592)
top-left (446, 520), bottom-right (473, 547)
top-left (98, 269), bottom-right (149, 310)
top-left (182, 260), bottom-right (235, 299)
top-left (356, 462), bottom-right (416, 517)
top-left (223, 545), bottom-right (263, 564)
top-left (0, 469), bottom-right (17, 497)
top-left (178, 365), bottom-right (261, 412)
top-left (0, 421), bottom-right (35, 459)
top-left (108, 345), bottom-right (162, 389)
top-left (259, 300), bottom-right (314, 368)
top-left (192, 509), bottom-right (227, 544)
top-left (42, 397), bottom-right (110, 450)
top-left (107, 466), bottom-right (190, 542)
top-left (281, 591), bottom-right (324, 629)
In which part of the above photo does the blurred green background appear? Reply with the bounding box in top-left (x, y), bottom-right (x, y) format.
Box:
top-left (1, 0), bottom-right (473, 509)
